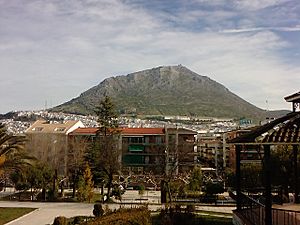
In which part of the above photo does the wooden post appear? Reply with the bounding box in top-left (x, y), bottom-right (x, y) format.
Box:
top-left (236, 145), bottom-right (241, 210)
top-left (294, 145), bottom-right (299, 203)
top-left (264, 145), bottom-right (272, 225)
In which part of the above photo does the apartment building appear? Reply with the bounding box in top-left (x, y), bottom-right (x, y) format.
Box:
top-left (197, 133), bottom-right (229, 175)
top-left (25, 120), bottom-right (84, 176)
top-left (227, 129), bottom-right (262, 171)
top-left (69, 127), bottom-right (198, 175)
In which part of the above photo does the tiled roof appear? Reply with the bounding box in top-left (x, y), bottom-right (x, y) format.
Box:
top-left (70, 127), bottom-right (98, 135)
top-left (121, 128), bottom-right (164, 135)
top-left (70, 127), bottom-right (165, 135)
top-left (229, 112), bottom-right (300, 144)
top-left (25, 120), bottom-right (83, 134)
top-left (285, 91), bottom-right (300, 102)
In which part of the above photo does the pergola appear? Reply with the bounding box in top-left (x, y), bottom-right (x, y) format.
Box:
top-left (230, 92), bottom-right (300, 225)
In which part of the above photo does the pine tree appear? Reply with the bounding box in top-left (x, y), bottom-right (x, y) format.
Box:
top-left (87, 96), bottom-right (121, 201)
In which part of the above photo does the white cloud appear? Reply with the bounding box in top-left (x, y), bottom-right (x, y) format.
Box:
top-left (233, 0), bottom-right (289, 10)
top-left (0, 0), bottom-right (299, 113)
top-left (221, 26), bottom-right (300, 33)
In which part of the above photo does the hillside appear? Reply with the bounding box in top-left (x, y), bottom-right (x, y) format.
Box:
top-left (52, 65), bottom-right (278, 120)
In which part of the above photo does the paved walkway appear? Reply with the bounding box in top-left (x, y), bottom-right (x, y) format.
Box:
top-left (1, 201), bottom-right (234, 225)
top-left (0, 190), bottom-right (234, 225)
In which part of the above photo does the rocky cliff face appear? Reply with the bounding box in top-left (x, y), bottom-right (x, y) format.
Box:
top-left (52, 65), bottom-right (265, 120)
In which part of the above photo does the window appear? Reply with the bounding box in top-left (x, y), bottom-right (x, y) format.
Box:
top-left (33, 127), bottom-right (43, 131)
top-left (55, 127), bottom-right (66, 132)
top-left (155, 136), bottom-right (162, 144)
top-left (129, 137), bottom-right (144, 143)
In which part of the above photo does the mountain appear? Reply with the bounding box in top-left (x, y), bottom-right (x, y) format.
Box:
top-left (52, 65), bottom-right (284, 121)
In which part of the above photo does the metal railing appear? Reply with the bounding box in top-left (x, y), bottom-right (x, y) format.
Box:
top-left (237, 193), bottom-right (300, 225)
top-left (239, 193), bottom-right (265, 225)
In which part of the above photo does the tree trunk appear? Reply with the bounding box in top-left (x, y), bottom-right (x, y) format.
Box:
top-left (167, 181), bottom-right (172, 203)
top-left (72, 181), bottom-right (76, 198)
top-left (42, 188), bottom-right (46, 201)
top-left (106, 174), bottom-right (113, 201)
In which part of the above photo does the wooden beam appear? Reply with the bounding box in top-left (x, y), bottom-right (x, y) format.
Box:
top-left (236, 145), bottom-right (241, 211)
top-left (294, 145), bottom-right (299, 203)
top-left (264, 145), bottom-right (272, 225)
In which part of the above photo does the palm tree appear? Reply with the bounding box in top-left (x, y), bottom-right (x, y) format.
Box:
top-left (0, 123), bottom-right (30, 177)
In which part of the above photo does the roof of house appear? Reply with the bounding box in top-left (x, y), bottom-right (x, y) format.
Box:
top-left (166, 127), bottom-right (198, 135)
top-left (69, 127), bottom-right (98, 135)
top-left (25, 120), bottom-right (84, 134)
top-left (122, 128), bottom-right (164, 135)
top-left (285, 91), bottom-right (300, 103)
top-left (228, 112), bottom-right (300, 144)
top-left (70, 127), bottom-right (165, 135)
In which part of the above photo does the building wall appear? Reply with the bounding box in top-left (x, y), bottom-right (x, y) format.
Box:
top-left (25, 120), bottom-right (84, 176)
top-left (198, 134), bottom-right (229, 174)
top-left (227, 129), bottom-right (262, 171)
top-left (69, 127), bottom-right (198, 175)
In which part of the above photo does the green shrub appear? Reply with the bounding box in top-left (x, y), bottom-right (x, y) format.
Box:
top-left (86, 207), bottom-right (151, 225)
top-left (73, 216), bottom-right (84, 224)
top-left (186, 205), bottom-right (195, 214)
top-left (53, 216), bottom-right (68, 225)
top-left (93, 204), bottom-right (104, 217)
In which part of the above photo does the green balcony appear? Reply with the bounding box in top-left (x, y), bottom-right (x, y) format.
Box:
top-left (128, 145), bottom-right (144, 152)
top-left (123, 155), bottom-right (144, 165)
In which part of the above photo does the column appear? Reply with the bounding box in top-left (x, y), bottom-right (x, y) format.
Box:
top-left (293, 145), bottom-right (299, 203)
top-left (236, 145), bottom-right (241, 210)
top-left (264, 145), bottom-right (272, 225)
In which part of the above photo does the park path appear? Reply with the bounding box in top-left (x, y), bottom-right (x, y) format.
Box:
top-left (1, 201), bottom-right (234, 225)
top-left (0, 190), bottom-right (234, 225)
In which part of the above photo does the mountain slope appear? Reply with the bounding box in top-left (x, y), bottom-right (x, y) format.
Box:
top-left (52, 65), bottom-right (267, 120)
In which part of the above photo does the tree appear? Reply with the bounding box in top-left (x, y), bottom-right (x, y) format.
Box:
top-left (87, 96), bottom-right (121, 201)
top-left (27, 162), bottom-right (53, 201)
top-left (205, 182), bottom-right (224, 196)
top-left (204, 181), bottom-right (224, 203)
top-left (0, 123), bottom-right (32, 184)
top-left (77, 163), bottom-right (94, 202)
top-left (188, 166), bottom-right (202, 192)
top-left (270, 145), bottom-right (293, 202)
top-left (67, 136), bottom-right (90, 198)
top-left (241, 163), bottom-right (263, 192)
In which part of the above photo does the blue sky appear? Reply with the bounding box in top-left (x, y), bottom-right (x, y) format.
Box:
top-left (0, 0), bottom-right (299, 113)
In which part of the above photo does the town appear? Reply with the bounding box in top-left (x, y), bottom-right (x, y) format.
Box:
top-left (1, 92), bottom-right (300, 225)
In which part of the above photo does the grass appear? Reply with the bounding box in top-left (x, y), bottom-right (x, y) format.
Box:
top-left (0, 207), bottom-right (36, 225)
top-left (152, 212), bottom-right (233, 225)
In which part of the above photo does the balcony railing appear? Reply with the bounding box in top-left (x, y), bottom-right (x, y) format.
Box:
top-left (236, 193), bottom-right (300, 225)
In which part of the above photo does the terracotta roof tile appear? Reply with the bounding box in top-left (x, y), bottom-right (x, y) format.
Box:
top-left (70, 127), bottom-right (165, 135)
top-left (121, 128), bottom-right (164, 135)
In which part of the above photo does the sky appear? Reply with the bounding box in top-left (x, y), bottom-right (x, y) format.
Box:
top-left (0, 0), bottom-right (299, 113)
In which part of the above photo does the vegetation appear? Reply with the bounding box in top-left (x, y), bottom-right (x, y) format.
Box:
top-left (0, 207), bottom-right (36, 224)
top-left (188, 166), bottom-right (202, 192)
top-left (85, 207), bottom-right (151, 225)
top-left (153, 205), bottom-right (232, 225)
top-left (86, 96), bottom-right (121, 201)
top-left (93, 204), bottom-right (104, 217)
top-left (9, 162), bottom-right (53, 201)
top-left (77, 163), bottom-right (94, 202)
top-left (67, 136), bottom-right (90, 198)
top-left (0, 123), bottom-right (30, 177)
top-left (53, 216), bottom-right (68, 225)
